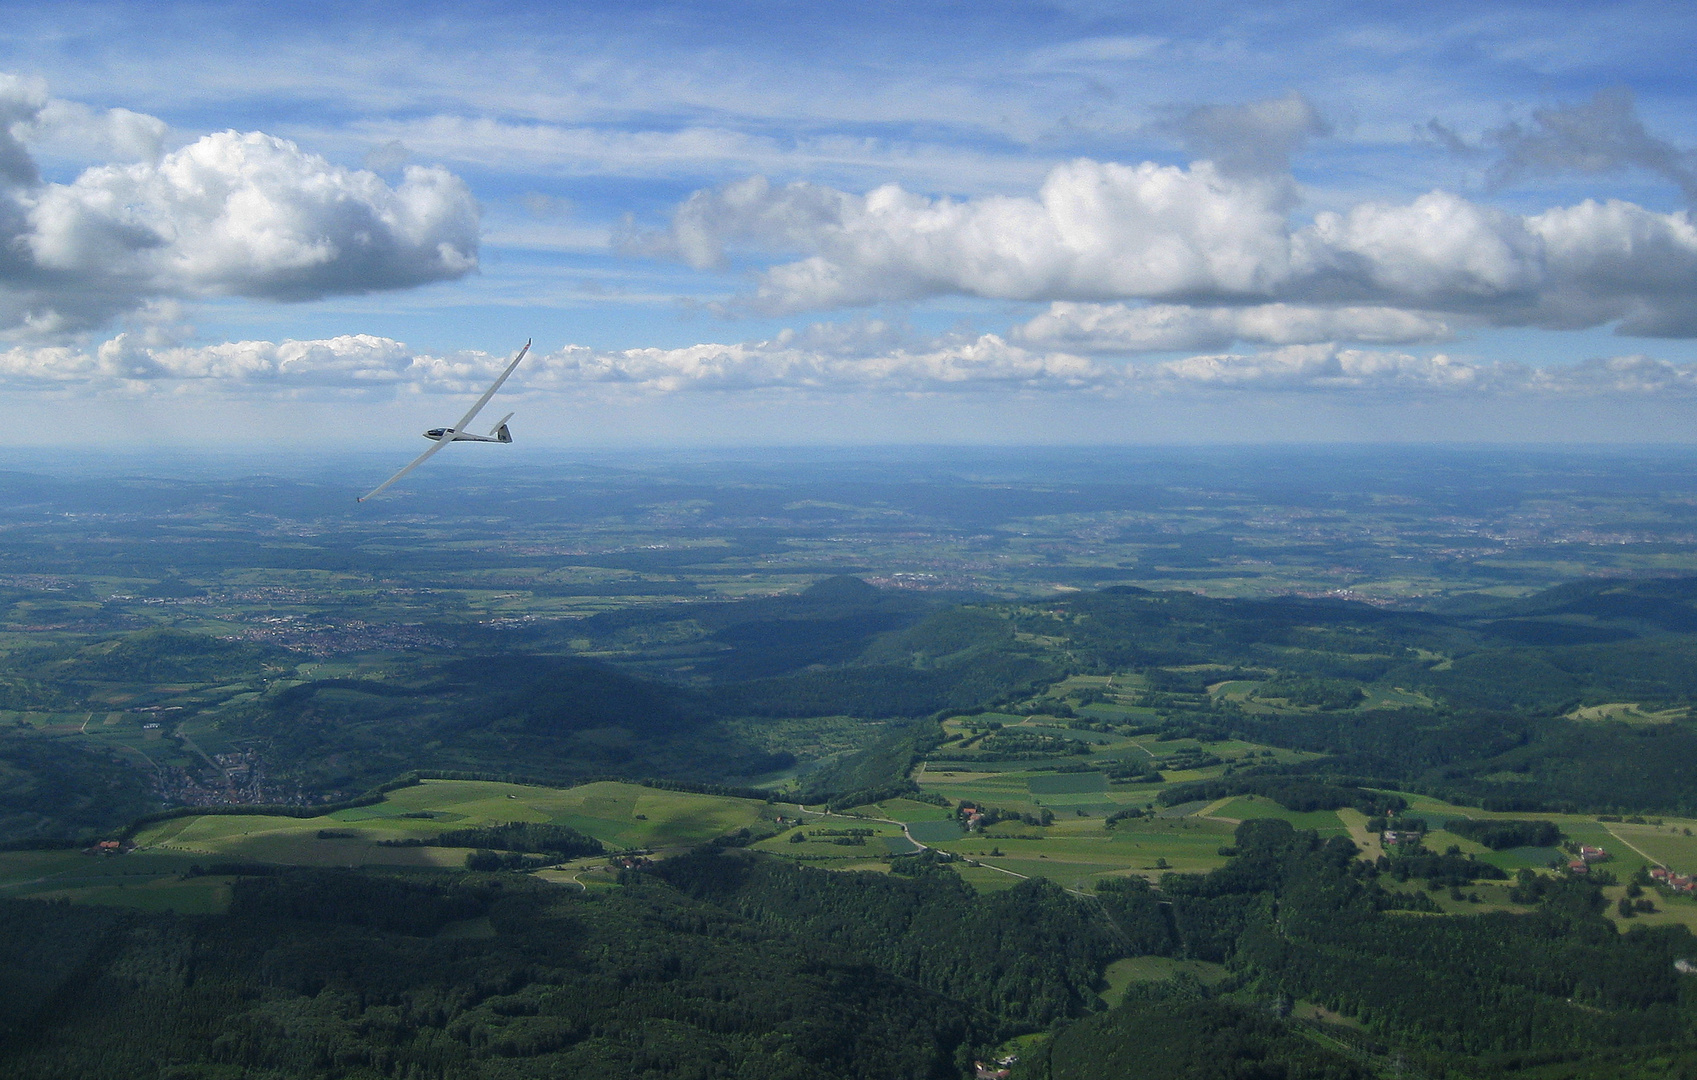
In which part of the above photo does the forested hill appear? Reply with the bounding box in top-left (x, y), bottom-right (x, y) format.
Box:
top-left (213, 583), bottom-right (1057, 801)
top-left (0, 575), bottom-right (1061, 840)
top-left (1020, 817), bottom-right (1697, 1080)
top-left (946, 578), bottom-right (1697, 815)
top-left (0, 856), bottom-right (1120, 1079)
top-left (4, 819), bottom-right (1695, 1079)
top-left (14, 571), bottom-right (1697, 844)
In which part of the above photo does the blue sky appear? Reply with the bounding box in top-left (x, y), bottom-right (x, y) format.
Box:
top-left (2, 0), bottom-right (1697, 445)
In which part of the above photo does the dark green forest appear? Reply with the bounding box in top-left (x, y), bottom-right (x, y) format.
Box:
top-left (1034, 992), bottom-right (1370, 1080)
top-left (0, 727), bottom-right (159, 845)
top-left (6, 821), bottom-right (1697, 1079)
top-left (0, 856), bottom-right (1113, 1080)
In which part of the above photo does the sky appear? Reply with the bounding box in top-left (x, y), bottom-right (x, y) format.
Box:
top-left (3, 0), bottom-right (1697, 447)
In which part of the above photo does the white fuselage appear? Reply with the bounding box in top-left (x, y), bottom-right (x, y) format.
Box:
top-left (424, 428), bottom-right (503, 443)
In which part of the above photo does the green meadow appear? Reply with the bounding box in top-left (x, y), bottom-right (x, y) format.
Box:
top-left (138, 779), bottom-right (773, 857)
top-left (1209, 796), bottom-right (1350, 835)
top-left (1100, 956), bottom-right (1229, 1005)
top-left (934, 815), bottom-right (1239, 890)
top-left (1603, 821), bottom-right (1697, 874)
top-left (0, 779), bottom-right (776, 912)
top-left (1028, 772), bottom-right (1108, 796)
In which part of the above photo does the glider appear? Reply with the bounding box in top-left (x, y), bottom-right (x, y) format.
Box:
top-left (358, 340), bottom-right (531, 502)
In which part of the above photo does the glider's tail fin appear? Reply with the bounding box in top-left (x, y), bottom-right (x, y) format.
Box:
top-left (490, 412), bottom-right (514, 443)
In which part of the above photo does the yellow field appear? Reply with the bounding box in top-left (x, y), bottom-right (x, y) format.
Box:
top-left (1566, 702), bottom-right (1684, 724)
top-left (1336, 808), bottom-right (1384, 859)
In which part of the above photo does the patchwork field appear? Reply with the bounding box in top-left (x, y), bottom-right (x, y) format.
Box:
top-left (751, 813), bottom-right (912, 863)
top-left (1603, 884), bottom-right (1697, 934)
top-left (930, 815), bottom-right (1238, 890)
top-left (0, 848), bottom-right (230, 912)
top-left (15, 761), bottom-right (1697, 934)
top-left (157, 779), bottom-right (772, 855)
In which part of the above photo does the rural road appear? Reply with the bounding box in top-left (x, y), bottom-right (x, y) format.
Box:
top-left (1600, 822), bottom-right (1664, 869)
top-left (796, 804), bottom-right (926, 850)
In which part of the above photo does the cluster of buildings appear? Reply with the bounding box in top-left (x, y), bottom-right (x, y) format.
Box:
top-left (213, 749), bottom-right (263, 788)
top-left (1568, 846), bottom-right (1611, 875)
top-left (1649, 867), bottom-right (1697, 893)
top-left (974, 1055), bottom-right (1018, 1079)
top-left (221, 617), bottom-right (454, 656)
top-left (865, 571), bottom-right (987, 592)
top-left (152, 753), bottom-right (307, 808)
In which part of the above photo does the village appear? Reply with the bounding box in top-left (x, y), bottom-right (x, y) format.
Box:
top-left (150, 749), bottom-right (316, 809)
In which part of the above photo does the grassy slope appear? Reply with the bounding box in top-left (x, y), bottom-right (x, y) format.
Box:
top-left (0, 780), bottom-right (772, 912)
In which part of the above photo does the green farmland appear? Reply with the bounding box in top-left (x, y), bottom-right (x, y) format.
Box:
top-left (1209, 795), bottom-right (1350, 835)
top-left (0, 779), bottom-right (777, 912)
top-left (16, 749), bottom-right (1697, 922)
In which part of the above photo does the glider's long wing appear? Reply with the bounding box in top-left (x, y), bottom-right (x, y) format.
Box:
top-left (452, 340), bottom-right (530, 434)
top-left (358, 435), bottom-right (454, 502)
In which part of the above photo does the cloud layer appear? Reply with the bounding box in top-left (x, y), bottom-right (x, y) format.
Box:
top-left (1, 76), bottom-right (479, 335)
top-left (5, 329), bottom-right (1696, 402)
top-left (642, 157), bottom-right (1697, 337)
top-left (1013, 302), bottom-right (1451, 352)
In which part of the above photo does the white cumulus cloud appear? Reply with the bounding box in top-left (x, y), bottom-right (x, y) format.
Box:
top-left (0, 75), bottom-right (480, 336)
top-left (0, 333), bottom-right (422, 386)
top-left (536, 331), bottom-right (1100, 393)
top-left (644, 158), bottom-right (1697, 337)
top-left (639, 161), bottom-right (1297, 310)
top-left (1152, 345), bottom-right (1489, 391)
